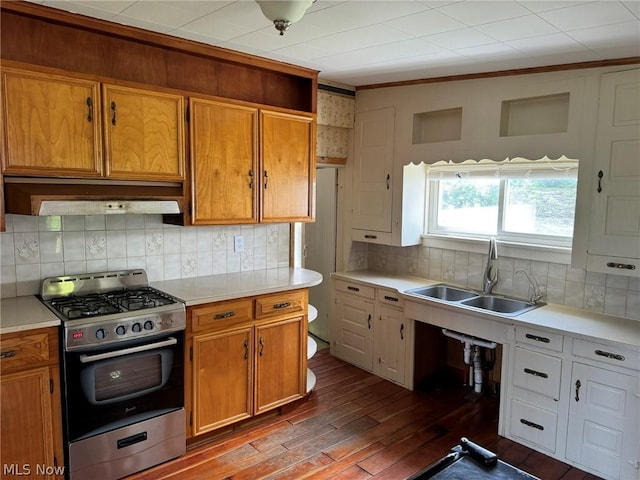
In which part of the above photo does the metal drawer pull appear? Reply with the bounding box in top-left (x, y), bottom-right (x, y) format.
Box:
top-left (384, 295), bottom-right (399, 302)
top-left (243, 339), bottom-right (249, 360)
top-left (86, 97), bottom-right (93, 122)
top-left (606, 262), bottom-right (636, 270)
top-left (367, 314), bottom-right (371, 330)
top-left (347, 286), bottom-right (360, 292)
top-left (111, 101), bottom-right (117, 125)
top-left (259, 337), bottom-right (265, 356)
top-left (214, 311), bottom-right (235, 320)
top-left (0, 350), bottom-right (17, 359)
top-left (524, 368), bottom-right (548, 379)
top-left (597, 170), bottom-right (603, 193)
top-left (520, 419), bottom-right (544, 431)
top-left (525, 333), bottom-right (550, 343)
top-left (273, 301), bottom-right (291, 309)
top-left (595, 350), bottom-right (625, 361)
top-left (400, 323), bottom-right (404, 340)
top-left (364, 235), bottom-right (378, 239)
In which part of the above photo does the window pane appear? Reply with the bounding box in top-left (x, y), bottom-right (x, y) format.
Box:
top-left (437, 179), bottom-right (499, 234)
top-left (503, 178), bottom-right (577, 236)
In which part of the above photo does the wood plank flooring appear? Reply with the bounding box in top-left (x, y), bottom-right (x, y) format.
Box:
top-left (128, 348), bottom-right (602, 480)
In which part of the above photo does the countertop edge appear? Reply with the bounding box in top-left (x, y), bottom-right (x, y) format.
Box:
top-left (331, 271), bottom-right (640, 349)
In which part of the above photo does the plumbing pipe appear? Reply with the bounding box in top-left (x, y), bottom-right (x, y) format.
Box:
top-left (441, 329), bottom-right (497, 350)
top-left (473, 346), bottom-right (483, 394)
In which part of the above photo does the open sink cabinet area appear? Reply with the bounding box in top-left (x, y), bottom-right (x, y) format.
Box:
top-left (330, 271), bottom-right (640, 480)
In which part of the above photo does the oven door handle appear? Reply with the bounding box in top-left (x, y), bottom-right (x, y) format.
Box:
top-left (79, 337), bottom-right (178, 364)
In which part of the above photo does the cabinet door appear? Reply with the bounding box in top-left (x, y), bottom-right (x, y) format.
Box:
top-left (588, 69), bottom-right (640, 266)
top-left (103, 84), bottom-right (185, 181)
top-left (1, 67), bottom-right (102, 177)
top-left (191, 327), bottom-right (253, 435)
top-left (260, 110), bottom-right (315, 222)
top-left (374, 304), bottom-right (406, 385)
top-left (190, 99), bottom-right (258, 224)
top-left (255, 316), bottom-right (306, 414)
top-left (566, 362), bottom-right (640, 479)
top-left (0, 367), bottom-right (59, 474)
top-left (333, 293), bottom-right (374, 371)
top-left (352, 107), bottom-right (394, 233)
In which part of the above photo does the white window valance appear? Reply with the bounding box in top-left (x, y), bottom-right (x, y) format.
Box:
top-left (427, 156), bottom-right (578, 180)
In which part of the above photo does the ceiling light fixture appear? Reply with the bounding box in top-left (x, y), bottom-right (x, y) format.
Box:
top-left (256, 0), bottom-right (314, 36)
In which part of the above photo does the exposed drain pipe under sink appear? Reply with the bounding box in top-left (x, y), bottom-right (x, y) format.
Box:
top-left (442, 328), bottom-right (497, 394)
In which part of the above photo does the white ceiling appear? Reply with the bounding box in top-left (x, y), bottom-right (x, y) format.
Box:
top-left (28, 0), bottom-right (640, 87)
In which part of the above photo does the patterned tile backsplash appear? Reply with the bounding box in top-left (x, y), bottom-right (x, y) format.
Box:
top-left (348, 241), bottom-right (640, 321)
top-left (0, 214), bottom-right (290, 298)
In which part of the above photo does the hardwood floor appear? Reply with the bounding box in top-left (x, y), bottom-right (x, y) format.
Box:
top-left (128, 348), bottom-right (601, 480)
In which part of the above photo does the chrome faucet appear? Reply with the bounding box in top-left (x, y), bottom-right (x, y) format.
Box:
top-left (483, 237), bottom-right (498, 294)
top-left (515, 269), bottom-right (544, 304)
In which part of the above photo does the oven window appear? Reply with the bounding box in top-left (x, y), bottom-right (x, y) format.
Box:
top-left (94, 354), bottom-right (162, 402)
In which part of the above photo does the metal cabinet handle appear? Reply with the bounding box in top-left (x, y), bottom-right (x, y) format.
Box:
top-left (86, 97), bottom-right (93, 122)
top-left (347, 286), bottom-right (360, 292)
top-left (110, 101), bottom-right (117, 125)
top-left (606, 262), bottom-right (636, 271)
top-left (386, 174), bottom-right (390, 190)
top-left (273, 301), bottom-right (291, 309)
top-left (264, 170), bottom-right (268, 189)
top-left (248, 170), bottom-right (254, 189)
top-left (259, 337), bottom-right (264, 356)
top-left (400, 323), bottom-right (404, 340)
top-left (525, 333), bottom-right (550, 343)
top-left (213, 311), bottom-right (235, 320)
top-left (575, 379), bottom-right (581, 402)
top-left (243, 339), bottom-right (249, 360)
top-left (0, 350), bottom-right (17, 359)
top-left (367, 314), bottom-right (371, 330)
top-left (520, 418), bottom-right (544, 431)
top-left (364, 235), bottom-right (378, 239)
top-left (597, 170), bottom-right (603, 193)
top-left (384, 295), bottom-right (399, 302)
top-left (524, 368), bottom-right (548, 379)
top-left (595, 349), bottom-right (625, 361)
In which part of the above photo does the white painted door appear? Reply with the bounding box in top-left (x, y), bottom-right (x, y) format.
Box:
top-left (588, 69), bottom-right (640, 263)
top-left (305, 168), bottom-right (337, 342)
top-left (352, 107), bottom-right (395, 232)
top-left (333, 293), bottom-right (374, 371)
top-left (566, 362), bottom-right (640, 479)
top-left (374, 304), bottom-right (406, 385)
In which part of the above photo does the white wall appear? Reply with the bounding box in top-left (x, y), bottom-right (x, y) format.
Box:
top-left (0, 214), bottom-right (290, 298)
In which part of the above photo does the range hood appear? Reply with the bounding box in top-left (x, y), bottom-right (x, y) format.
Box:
top-left (4, 178), bottom-right (185, 216)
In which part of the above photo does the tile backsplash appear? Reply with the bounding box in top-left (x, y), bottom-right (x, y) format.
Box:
top-left (0, 214), bottom-right (290, 298)
top-left (348, 241), bottom-right (640, 321)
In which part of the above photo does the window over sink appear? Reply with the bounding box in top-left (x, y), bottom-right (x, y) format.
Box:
top-left (425, 156), bottom-right (579, 252)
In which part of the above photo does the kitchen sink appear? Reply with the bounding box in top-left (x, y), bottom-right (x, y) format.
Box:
top-left (460, 295), bottom-right (540, 315)
top-left (406, 284), bottom-right (478, 302)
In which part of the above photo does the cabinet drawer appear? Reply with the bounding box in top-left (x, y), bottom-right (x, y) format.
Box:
top-left (334, 280), bottom-right (375, 299)
top-left (515, 326), bottom-right (563, 353)
top-left (377, 288), bottom-right (403, 308)
top-left (513, 347), bottom-right (562, 400)
top-left (509, 399), bottom-right (557, 453)
top-left (190, 299), bottom-right (253, 332)
top-left (255, 290), bottom-right (306, 320)
top-left (572, 338), bottom-right (639, 371)
top-left (0, 332), bottom-right (52, 371)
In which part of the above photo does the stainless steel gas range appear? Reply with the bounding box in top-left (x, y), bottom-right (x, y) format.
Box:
top-left (39, 269), bottom-right (186, 480)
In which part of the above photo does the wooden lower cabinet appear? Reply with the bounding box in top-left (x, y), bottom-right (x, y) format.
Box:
top-left (0, 327), bottom-right (63, 479)
top-left (187, 290), bottom-right (307, 438)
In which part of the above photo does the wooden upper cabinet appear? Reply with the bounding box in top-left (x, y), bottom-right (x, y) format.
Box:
top-left (103, 84), bottom-right (185, 181)
top-left (1, 67), bottom-right (102, 177)
top-left (260, 110), bottom-right (315, 222)
top-left (190, 98), bottom-right (258, 224)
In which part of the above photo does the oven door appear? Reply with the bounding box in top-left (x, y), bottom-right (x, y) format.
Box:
top-left (62, 332), bottom-right (184, 443)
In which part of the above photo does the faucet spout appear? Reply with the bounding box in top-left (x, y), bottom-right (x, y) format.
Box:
top-left (483, 237), bottom-right (498, 294)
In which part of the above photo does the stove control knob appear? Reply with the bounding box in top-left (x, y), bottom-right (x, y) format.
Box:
top-left (115, 325), bottom-right (127, 336)
top-left (95, 328), bottom-right (106, 340)
top-left (132, 323), bottom-right (142, 333)
top-left (144, 320), bottom-right (154, 331)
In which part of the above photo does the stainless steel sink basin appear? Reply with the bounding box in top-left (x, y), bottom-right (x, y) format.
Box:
top-left (407, 284), bottom-right (478, 302)
top-left (460, 295), bottom-right (540, 315)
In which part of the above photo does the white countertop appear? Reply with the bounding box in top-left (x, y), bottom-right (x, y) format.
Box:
top-left (332, 271), bottom-right (640, 349)
top-left (0, 295), bottom-right (60, 335)
top-left (152, 267), bottom-right (323, 306)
